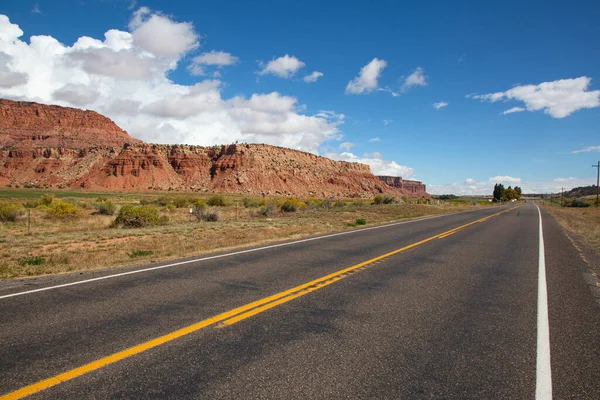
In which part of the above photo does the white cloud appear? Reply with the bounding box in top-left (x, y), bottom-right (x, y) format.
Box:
top-left (464, 178), bottom-right (476, 184)
top-left (368, 137), bottom-right (381, 142)
top-left (402, 67), bottom-right (427, 91)
top-left (572, 145), bottom-right (600, 154)
top-left (345, 58), bottom-right (387, 95)
top-left (470, 77), bottom-right (600, 118)
top-left (32, 3), bottom-right (42, 14)
top-left (258, 54), bottom-right (305, 78)
top-left (489, 175), bottom-right (521, 183)
top-left (188, 50), bottom-right (238, 76)
top-left (433, 101), bottom-right (448, 110)
top-left (364, 152), bottom-right (382, 159)
top-left (325, 151), bottom-right (414, 178)
top-left (383, 120), bottom-right (392, 125)
top-left (303, 71), bottom-right (323, 83)
top-left (502, 106), bottom-right (525, 115)
top-left (339, 142), bottom-right (355, 151)
top-left (0, 12), bottom-right (342, 154)
top-left (377, 87), bottom-right (400, 97)
top-left (128, 7), bottom-right (199, 58)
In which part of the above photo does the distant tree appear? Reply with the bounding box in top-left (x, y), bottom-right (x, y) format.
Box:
top-left (514, 186), bottom-right (522, 200)
top-left (493, 183), bottom-right (505, 202)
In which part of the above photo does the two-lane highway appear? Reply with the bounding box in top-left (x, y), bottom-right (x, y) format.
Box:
top-left (1, 203), bottom-right (599, 399)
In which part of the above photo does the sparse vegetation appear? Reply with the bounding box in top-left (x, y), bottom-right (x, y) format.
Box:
top-left (0, 202), bottom-right (25, 222)
top-left (94, 201), bottom-right (117, 215)
top-left (207, 195), bottom-right (229, 207)
top-left (112, 205), bottom-right (162, 228)
top-left (128, 250), bottom-right (154, 258)
top-left (373, 194), bottom-right (396, 205)
top-left (0, 188), bottom-right (488, 279)
top-left (46, 201), bottom-right (80, 220)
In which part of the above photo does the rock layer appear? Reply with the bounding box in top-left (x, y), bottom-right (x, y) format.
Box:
top-left (377, 176), bottom-right (428, 197)
top-left (0, 99), bottom-right (429, 198)
top-left (0, 99), bottom-right (140, 148)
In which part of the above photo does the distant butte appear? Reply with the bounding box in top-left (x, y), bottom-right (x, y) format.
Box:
top-left (0, 99), bottom-right (428, 198)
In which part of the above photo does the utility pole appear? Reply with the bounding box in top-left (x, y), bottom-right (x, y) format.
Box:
top-left (593, 161), bottom-right (600, 207)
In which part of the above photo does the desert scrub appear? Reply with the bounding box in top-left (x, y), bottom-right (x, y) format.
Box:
top-left (346, 218), bottom-right (367, 227)
top-left (207, 195), bottom-right (229, 207)
top-left (255, 201), bottom-right (276, 216)
top-left (173, 197), bottom-right (191, 208)
top-left (40, 194), bottom-right (54, 206)
top-left (94, 201), bottom-right (116, 215)
top-left (280, 198), bottom-right (305, 213)
top-left (46, 201), bottom-right (81, 220)
top-left (128, 250), bottom-right (154, 258)
top-left (0, 202), bottom-right (25, 222)
top-left (242, 197), bottom-right (260, 208)
top-left (111, 205), bottom-right (162, 228)
top-left (373, 194), bottom-right (396, 205)
top-left (194, 209), bottom-right (220, 222)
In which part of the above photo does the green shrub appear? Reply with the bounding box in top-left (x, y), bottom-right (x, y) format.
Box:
top-left (128, 250), bottom-right (154, 258)
top-left (256, 201), bottom-right (276, 216)
top-left (46, 201), bottom-right (80, 220)
top-left (333, 200), bottom-right (346, 208)
top-left (355, 218), bottom-right (367, 225)
top-left (173, 197), bottom-right (190, 208)
top-left (192, 199), bottom-right (207, 209)
top-left (18, 255), bottom-right (45, 266)
top-left (40, 194), bottom-right (54, 206)
top-left (23, 199), bottom-right (40, 209)
top-left (567, 199), bottom-right (590, 208)
top-left (112, 205), bottom-right (161, 228)
top-left (207, 195), bottom-right (228, 207)
top-left (280, 198), bottom-right (304, 213)
top-left (139, 199), bottom-right (152, 205)
top-left (194, 209), bottom-right (220, 222)
top-left (154, 197), bottom-right (170, 207)
top-left (95, 201), bottom-right (116, 215)
top-left (321, 199), bottom-right (334, 209)
top-left (373, 194), bottom-right (396, 205)
top-left (305, 197), bottom-right (322, 208)
top-left (0, 202), bottom-right (25, 222)
top-left (242, 197), bottom-right (260, 208)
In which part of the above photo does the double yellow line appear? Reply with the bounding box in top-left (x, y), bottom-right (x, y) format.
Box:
top-left (1, 206), bottom-right (517, 400)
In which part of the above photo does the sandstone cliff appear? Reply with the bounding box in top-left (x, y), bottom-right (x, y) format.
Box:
top-left (377, 176), bottom-right (428, 197)
top-left (0, 99), bottom-right (140, 148)
top-left (0, 99), bottom-right (429, 198)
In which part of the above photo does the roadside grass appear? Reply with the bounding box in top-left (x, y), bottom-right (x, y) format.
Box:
top-left (0, 189), bottom-right (491, 279)
top-left (542, 205), bottom-right (600, 253)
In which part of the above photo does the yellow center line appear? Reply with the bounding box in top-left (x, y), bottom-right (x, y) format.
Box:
top-left (0, 206), bottom-right (519, 400)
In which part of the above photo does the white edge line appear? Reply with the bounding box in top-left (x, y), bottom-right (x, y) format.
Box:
top-left (535, 204), bottom-right (552, 399)
top-left (0, 207), bottom-right (491, 300)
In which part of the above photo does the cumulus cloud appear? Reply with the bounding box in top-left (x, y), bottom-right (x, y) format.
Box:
top-left (502, 106), bottom-right (525, 115)
top-left (303, 71), bottom-right (323, 83)
top-left (188, 50), bottom-right (238, 76)
top-left (402, 67), bottom-right (427, 91)
top-left (572, 145), bottom-right (600, 154)
top-left (0, 12), bottom-right (342, 154)
top-left (433, 101), bottom-right (448, 110)
top-left (128, 7), bottom-right (199, 57)
top-left (489, 175), bottom-right (521, 183)
top-left (469, 77), bottom-right (600, 118)
top-left (325, 151), bottom-right (414, 178)
top-left (464, 178), bottom-right (476, 184)
top-left (339, 142), bottom-right (355, 151)
top-left (258, 54), bottom-right (305, 78)
top-left (345, 58), bottom-right (387, 95)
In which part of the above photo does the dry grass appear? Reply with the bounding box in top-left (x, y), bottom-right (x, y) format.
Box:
top-left (0, 193), bottom-right (487, 279)
top-left (543, 205), bottom-right (600, 253)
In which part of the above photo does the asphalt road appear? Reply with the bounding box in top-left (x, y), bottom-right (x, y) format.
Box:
top-left (1, 203), bottom-right (599, 399)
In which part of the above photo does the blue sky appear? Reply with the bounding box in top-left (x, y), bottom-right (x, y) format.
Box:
top-left (1, 0), bottom-right (599, 194)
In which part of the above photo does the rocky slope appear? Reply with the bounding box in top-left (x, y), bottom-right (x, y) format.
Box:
top-left (0, 99), bottom-right (429, 198)
top-left (377, 176), bottom-right (427, 196)
top-left (0, 99), bottom-right (140, 148)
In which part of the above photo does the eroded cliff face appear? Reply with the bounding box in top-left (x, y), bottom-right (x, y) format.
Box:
top-left (0, 99), bottom-right (140, 148)
top-left (0, 143), bottom-right (403, 198)
top-left (0, 99), bottom-right (429, 198)
top-left (377, 176), bottom-right (428, 197)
